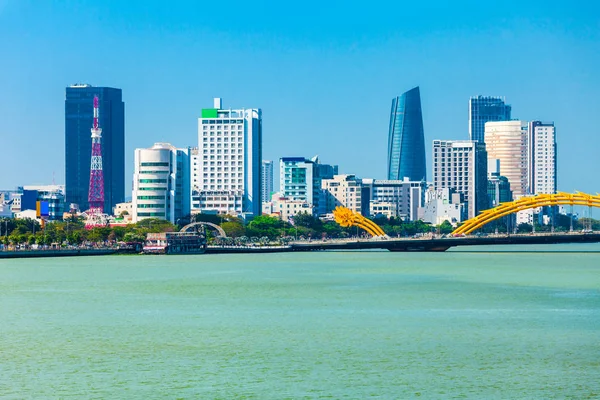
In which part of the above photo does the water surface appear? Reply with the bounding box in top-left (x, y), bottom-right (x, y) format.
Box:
top-left (1, 245), bottom-right (599, 398)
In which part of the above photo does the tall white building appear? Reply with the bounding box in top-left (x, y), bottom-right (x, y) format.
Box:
top-left (484, 121), bottom-right (529, 197)
top-left (132, 143), bottom-right (190, 224)
top-left (432, 140), bottom-right (488, 219)
top-left (192, 98), bottom-right (262, 217)
top-left (528, 121), bottom-right (556, 195)
top-left (262, 160), bottom-right (274, 203)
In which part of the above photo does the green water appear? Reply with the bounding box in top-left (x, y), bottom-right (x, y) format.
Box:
top-left (1, 245), bottom-right (600, 399)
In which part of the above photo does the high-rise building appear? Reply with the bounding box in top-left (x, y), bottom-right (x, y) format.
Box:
top-left (65, 84), bottom-right (124, 213)
top-left (528, 121), bottom-right (557, 195)
top-left (261, 160), bottom-right (274, 203)
top-left (469, 96), bottom-right (512, 143)
top-left (192, 98), bottom-right (262, 217)
top-left (484, 121), bottom-right (529, 197)
top-left (132, 143), bottom-right (190, 224)
top-left (387, 87), bottom-right (426, 181)
top-left (279, 156), bottom-right (338, 215)
top-left (432, 140), bottom-right (488, 219)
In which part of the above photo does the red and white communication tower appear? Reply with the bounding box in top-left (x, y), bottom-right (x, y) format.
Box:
top-left (88, 95), bottom-right (104, 215)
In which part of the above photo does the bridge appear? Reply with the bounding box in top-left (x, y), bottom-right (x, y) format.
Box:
top-left (289, 233), bottom-right (600, 252)
top-left (320, 194), bottom-right (600, 252)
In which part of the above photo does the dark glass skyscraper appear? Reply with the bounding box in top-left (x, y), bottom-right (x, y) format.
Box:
top-left (468, 96), bottom-right (511, 143)
top-left (387, 86), bottom-right (426, 181)
top-left (65, 85), bottom-right (124, 213)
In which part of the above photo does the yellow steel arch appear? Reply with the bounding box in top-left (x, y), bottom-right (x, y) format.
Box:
top-left (453, 192), bottom-right (600, 235)
top-left (333, 206), bottom-right (387, 237)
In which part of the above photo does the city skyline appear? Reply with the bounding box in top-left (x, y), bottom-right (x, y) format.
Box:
top-left (1, 1), bottom-right (598, 194)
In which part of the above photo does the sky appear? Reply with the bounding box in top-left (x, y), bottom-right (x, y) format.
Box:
top-left (0, 0), bottom-right (599, 195)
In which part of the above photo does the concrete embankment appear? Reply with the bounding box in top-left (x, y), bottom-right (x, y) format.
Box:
top-left (0, 248), bottom-right (138, 259)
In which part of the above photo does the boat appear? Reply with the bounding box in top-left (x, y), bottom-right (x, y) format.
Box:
top-left (143, 231), bottom-right (207, 255)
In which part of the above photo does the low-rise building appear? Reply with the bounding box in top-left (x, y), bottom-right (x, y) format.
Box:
top-left (361, 178), bottom-right (426, 221)
top-left (264, 193), bottom-right (313, 222)
top-left (419, 187), bottom-right (466, 226)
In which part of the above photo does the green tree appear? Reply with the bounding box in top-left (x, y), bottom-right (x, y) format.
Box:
top-left (437, 220), bottom-right (454, 235)
top-left (221, 221), bottom-right (245, 237)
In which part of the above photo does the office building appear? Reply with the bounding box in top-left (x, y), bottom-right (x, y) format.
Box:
top-left (262, 160), bottom-right (274, 203)
top-left (528, 121), bottom-right (557, 195)
top-left (192, 98), bottom-right (262, 217)
top-left (132, 143), bottom-right (191, 224)
top-left (65, 84), bottom-right (125, 213)
top-left (432, 140), bottom-right (488, 219)
top-left (321, 175), bottom-right (363, 214)
top-left (387, 87), bottom-right (426, 181)
top-left (280, 156), bottom-right (338, 215)
top-left (361, 178), bottom-right (426, 221)
top-left (469, 96), bottom-right (512, 143)
top-left (484, 121), bottom-right (529, 197)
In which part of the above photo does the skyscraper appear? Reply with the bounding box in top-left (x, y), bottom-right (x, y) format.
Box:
top-left (192, 98), bottom-right (262, 217)
top-left (65, 84), bottom-right (124, 213)
top-left (484, 121), bottom-right (529, 197)
top-left (528, 121), bottom-right (557, 195)
top-left (469, 96), bottom-right (512, 143)
top-left (261, 160), bottom-right (274, 203)
top-left (387, 86), bottom-right (426, 182)
top-left (432, 140), bottom-right (488, 219)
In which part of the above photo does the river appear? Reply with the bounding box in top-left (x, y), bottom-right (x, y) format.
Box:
top-left (1, 244), bottom-right (599, 398)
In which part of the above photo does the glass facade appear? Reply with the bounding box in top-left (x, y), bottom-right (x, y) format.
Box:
top-left (65, 85), bottom-right (125, 213)
top-left (387, 87), bottom-right (426, 182)
top-left (469, 96), bottom-right (511, 143)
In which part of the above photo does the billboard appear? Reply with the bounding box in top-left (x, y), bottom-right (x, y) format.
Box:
top-left (36, 201), bottom-right (49, 218)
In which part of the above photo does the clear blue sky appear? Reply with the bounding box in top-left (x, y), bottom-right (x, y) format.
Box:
top-left (0, 0), bottom-right (599, 194)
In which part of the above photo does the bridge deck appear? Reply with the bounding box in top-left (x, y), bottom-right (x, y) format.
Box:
top-left (289, 233), bottom-right (600, 252)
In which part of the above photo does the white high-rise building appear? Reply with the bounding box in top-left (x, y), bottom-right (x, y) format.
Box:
top-left (432, 140), bottom-right (488, 219)
top-left (132, 143), bottom-right (191, 224)
top-left (528, 121), bottom-right (556, 195)
top-left (262, 160), bottom-right (274, 203)
top-left (192, 98), bottom-right (262, 217)
top-left (484, 121), bottom-right (529, 197)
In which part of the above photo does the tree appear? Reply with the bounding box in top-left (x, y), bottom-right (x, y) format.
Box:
top-left (517, 223), bottom-right (533, 233)
top-left (221, 221), bottom-right (245, 238)
top-left (438, 220), bottom-right (454, 235)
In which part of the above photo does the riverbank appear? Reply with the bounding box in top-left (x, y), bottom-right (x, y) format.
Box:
top-left (0, 248), bottom-right (138, 258)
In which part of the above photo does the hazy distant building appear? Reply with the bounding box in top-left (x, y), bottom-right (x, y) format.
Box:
top-left (262, 160), bottom-right (274, 203)
top-left (484, 121), bottom-right (529, 197)
top-left (469, 96), bottom-right (511, 143)
top-left (433, 140), bottom-right (488, 219)
top-left (387, 87), bottom-right (426, 181)
top-left (65, 84), bottom-right (124, 213)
